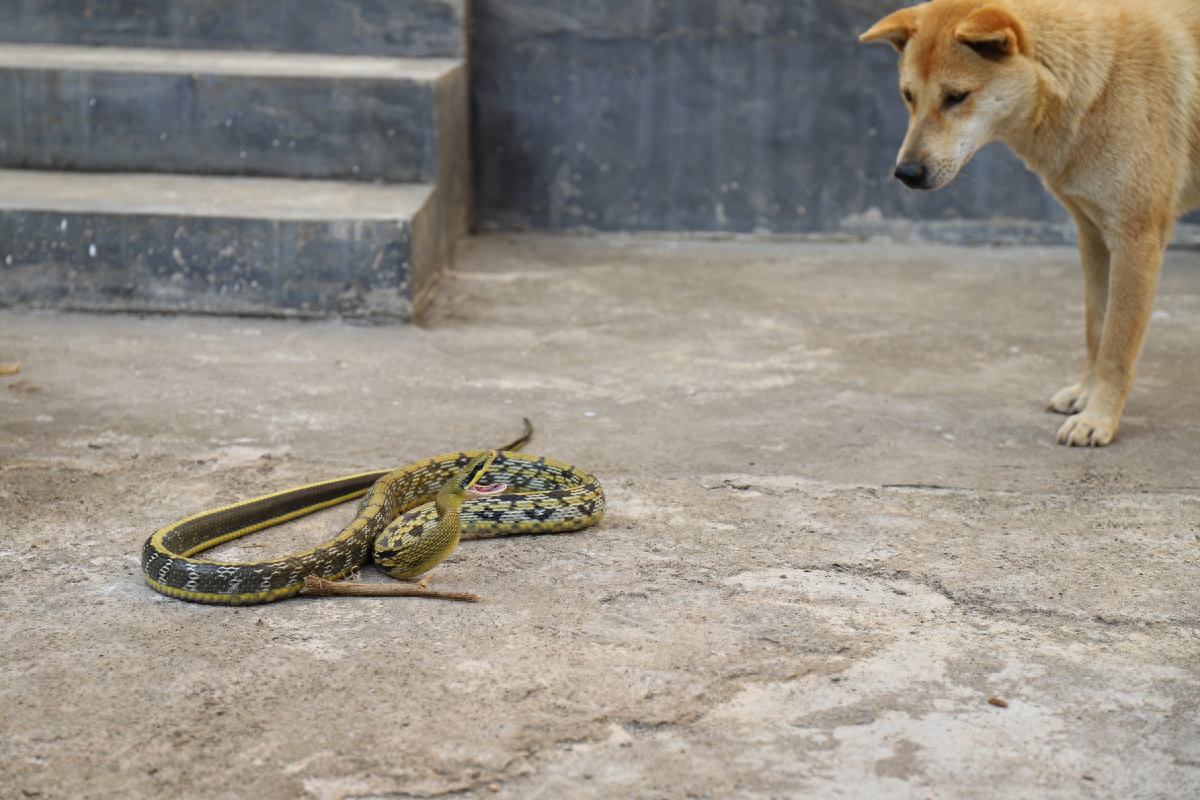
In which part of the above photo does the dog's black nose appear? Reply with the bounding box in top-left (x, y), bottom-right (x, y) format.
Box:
top-left (894, 161), bottom-right (927, 189)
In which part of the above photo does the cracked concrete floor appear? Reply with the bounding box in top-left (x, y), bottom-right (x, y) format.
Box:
top-left (2, 233), bottom-right (1199, 799)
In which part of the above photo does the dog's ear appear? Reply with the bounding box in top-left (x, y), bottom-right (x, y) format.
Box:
top-left (860, 8), bottom-right (918, 52)
top-left (954, 7), bottom-right (1027, 59)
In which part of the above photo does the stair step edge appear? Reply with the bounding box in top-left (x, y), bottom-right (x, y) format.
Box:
top-left (0, 171), bottom-right (435, 222)
top-left (0, 43), bottom-right (462, 80)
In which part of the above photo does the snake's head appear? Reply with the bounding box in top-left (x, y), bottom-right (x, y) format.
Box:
top-left (447, 450), bottom-right (506, 500)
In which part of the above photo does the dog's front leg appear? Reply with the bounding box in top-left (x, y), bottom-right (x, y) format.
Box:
top-left (1056, 220), bottom-right (1166, 446)
top-left (1050, 209), bottom-right (1109, 416)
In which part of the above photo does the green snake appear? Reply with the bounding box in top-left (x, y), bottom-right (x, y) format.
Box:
top-left (141, 422), bottom-right (605, 605)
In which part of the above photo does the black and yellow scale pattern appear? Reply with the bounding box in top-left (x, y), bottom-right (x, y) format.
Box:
top-left (141, 450), bottom-right (605, 605)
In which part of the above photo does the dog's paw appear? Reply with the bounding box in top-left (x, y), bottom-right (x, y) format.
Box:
top-left (1048, 383), bottom-right (1089, 414)
top-left (1056, 412), bottom-right (1117, 447)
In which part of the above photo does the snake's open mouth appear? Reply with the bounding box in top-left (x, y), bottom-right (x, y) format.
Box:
top-left (467, 482), bottom-right (506, 497)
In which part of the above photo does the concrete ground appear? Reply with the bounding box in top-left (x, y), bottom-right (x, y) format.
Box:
top-left (3, 233), bottom-right (1199, 800)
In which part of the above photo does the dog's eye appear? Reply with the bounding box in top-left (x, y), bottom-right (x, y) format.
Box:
top-left (944, 91), bottom-right (970, 108)
top-left (902, 89), bottom-right (914, 104)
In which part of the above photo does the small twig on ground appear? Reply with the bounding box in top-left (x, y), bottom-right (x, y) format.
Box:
top-left (299, 575), bottom-right (481, 603)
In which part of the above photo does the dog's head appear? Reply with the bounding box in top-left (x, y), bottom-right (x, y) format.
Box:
top-left (861, 1), bottom-right (1038, 191)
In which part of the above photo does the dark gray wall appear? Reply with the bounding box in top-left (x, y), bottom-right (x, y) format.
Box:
top-left (0, 0), bottom-right (465, 57)
top-left (470, 0), bottom-right (1069, 234)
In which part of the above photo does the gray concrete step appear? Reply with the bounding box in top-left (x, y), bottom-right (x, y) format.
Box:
top-left (0, 44), bottom-right (466, 184)
top-left (0, 0), bottom-right (465, 58)
top-left (0, 170), bottom-right (453, 320)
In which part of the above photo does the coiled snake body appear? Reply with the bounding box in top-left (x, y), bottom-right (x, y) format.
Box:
top-left (141, 424), bottom-right (604, 605)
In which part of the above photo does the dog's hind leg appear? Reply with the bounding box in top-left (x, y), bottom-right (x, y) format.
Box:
top-left (1049, 207), bottom-right (1109, 416)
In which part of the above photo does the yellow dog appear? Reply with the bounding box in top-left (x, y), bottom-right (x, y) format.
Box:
top-left (863, 0), bottom-right (1200, 445)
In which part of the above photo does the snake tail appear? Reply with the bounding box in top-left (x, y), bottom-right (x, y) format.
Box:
top-left (499, 418), bottom-right (534, 453)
